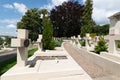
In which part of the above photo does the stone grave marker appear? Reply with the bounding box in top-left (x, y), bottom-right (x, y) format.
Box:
top-left (85, 33), bottom-right (91, 50)
top-left (37, 34), bottom-right (42, 51)
top-left (11, 29), bottom-right (29, 67)
top-left (2, 42), bottom-right (6, 49)
top-left (76, 35), bottom-right (81, 47)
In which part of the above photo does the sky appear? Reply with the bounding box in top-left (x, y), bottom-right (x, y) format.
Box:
top-left (0, 0), bottom-right (120, 36)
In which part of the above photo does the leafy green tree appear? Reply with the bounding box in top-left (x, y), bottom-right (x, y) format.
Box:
top-left (42, 16), bottom-right (54, 50)
top-left (92, 24), bottom-right (109, 36)
top-left (50, 1), bottom-right (83, 37)
top-left (17, 8), bottom-right (42, 41)
top-left (95, 37), bottom-right (108, 54)
top-left (0, 38), bottom-right (4, 45)
top-left (81, 0), bottom-right (95, 37)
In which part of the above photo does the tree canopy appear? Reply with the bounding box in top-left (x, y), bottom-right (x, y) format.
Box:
top-left (17, 8), bottom-right (42, 41)
top-left (50, 1), bottom-right (83, 37)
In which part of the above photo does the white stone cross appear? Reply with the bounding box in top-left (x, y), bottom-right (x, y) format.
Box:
top-left (73, 36), bottom-right (76, 45)
top-left (37, 34), bottom-right (42, 51)
top-left (76, 35), bottom-right (81, 47)
top-left (85, 33), bottom-right (91, 50)
top-left (11, 29), bottom-right (29, 67)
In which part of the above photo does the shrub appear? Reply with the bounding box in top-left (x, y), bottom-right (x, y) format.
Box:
top-left (94, 37), bottom-right (108, 54)
top-left (55, 39), bottom-right (63, 47)
top-left (80, 39), bottom-right (85, 46)
top-left (90, 33), bottom-right (96, 38)
top-left (48, 40), bottom-right (55, 50)
top-left (117, 40), bottom-right (120, 48)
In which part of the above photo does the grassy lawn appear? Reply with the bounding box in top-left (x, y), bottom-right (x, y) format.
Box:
top-left (0, 48), bottom-right (38, 76)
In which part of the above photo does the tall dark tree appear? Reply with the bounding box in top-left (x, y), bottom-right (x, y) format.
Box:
top-left (50, 1), bottom-right (83, 37)
top-left (17, 8), bottom-right (42, 41)
top-left (81, 0), bottom-right (95, 37)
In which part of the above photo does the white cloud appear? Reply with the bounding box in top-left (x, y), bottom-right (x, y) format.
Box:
top-left (0, 19), bottom-right (18, 24)
top-left (41, 0), bottom-right (68, 10)
top-left (92, 0), bottom-right (120, 25)
top-left (13, 3), bottom-right (27, 14)
top-left (6, 24), bottom-right (16, 28)
top-left (0, 32), bottom-right (17, 36)
top-left (3, 4), bottom-right (13, 9)
top-left (3, 3), bottom-right (27, 14)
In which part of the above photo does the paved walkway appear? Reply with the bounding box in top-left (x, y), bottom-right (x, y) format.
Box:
top-left (64, 42), bottom-right (120, 80)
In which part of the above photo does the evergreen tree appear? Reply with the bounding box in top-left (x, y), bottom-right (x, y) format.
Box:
top-left (42, 16), bottom-right (54, 50)
top-left (81, 0), bottom-right (95, 37)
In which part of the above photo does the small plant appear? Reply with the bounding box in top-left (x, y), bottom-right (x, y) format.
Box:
top-left (80, 39), bottom-right (85, 46)
top-left (90, 33), bottom-right (96, 39)
top-left (117, 40), bottom-right (120, 48)
top-left (94, 37), bottom-right (108, 54)
top-left (55, 39), bottom-right (63, 47)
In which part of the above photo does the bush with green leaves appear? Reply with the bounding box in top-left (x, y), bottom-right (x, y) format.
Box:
top-left (48, 40), bottom-right (55, 50)
top-left (94, 37), bottom-right (108, 54)
top-left (80, 39), bottom-right (85, 46)
top-left (0, 38), bottom-right (4, 45)
top-left (90, 33), bottom-right (96, 39)
top-left (117, 40), bottom-right (120, 48)
top-left (55, 39), bottom-right (63, 47)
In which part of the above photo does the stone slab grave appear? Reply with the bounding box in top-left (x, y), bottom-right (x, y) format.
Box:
top-left (101, 12), bottom-right (120, 62)
top-left (71, 36), bottom-right (76, 45)
top-left (37, 34), bottom-right (42, 51)
top-left (85, 33), bottom-right (94, 51)
top-left (71, 35), bottom-right (81, 47)
top-left (75, 35), bottom-right (81, 48)
top-left (1, 29), bottom-right (92, 80)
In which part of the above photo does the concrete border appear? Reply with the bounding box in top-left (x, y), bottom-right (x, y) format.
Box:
top-left (75, 46), bottom-right (120, 76)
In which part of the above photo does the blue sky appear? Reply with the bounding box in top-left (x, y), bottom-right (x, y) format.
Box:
top-left (0, 0), bottom-right (82, 36)
top-left (0, 0), bottom-right (120, 36)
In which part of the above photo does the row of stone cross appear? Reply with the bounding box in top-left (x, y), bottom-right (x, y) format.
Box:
top-left (11, 29), bottom-right (119, 67)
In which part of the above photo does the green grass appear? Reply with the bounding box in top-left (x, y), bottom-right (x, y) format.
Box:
top-left (0, 48), bottom-right (38, 76)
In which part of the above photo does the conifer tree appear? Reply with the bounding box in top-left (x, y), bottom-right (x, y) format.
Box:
top-left (42, 16), bottom-right (54, 50)
top-left (81, 0), bottom-right (95, 37)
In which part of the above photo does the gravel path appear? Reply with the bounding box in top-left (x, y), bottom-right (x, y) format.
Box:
top-left (64, 42), bottom-right (120, 80)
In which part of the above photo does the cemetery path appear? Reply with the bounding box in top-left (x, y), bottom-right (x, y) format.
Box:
top-left (64, 42), bottom-right (120, 80)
